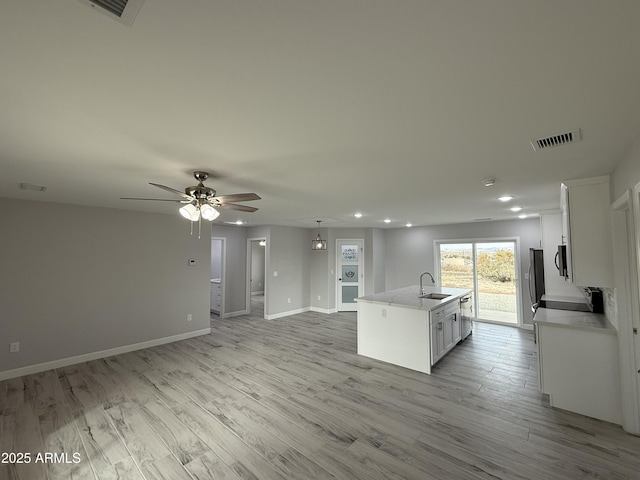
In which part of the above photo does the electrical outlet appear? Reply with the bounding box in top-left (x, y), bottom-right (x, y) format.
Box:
top-left (287, 298), bottom-right (291, 304)
top-left (317, 295), bottom-right (321, 301)
top-left (381, 308), bottom-right (387, 318)
top-left (10, 342), bottom-right (20, 353)
top-left (273, 271), bottom-right (278, 277)
top-left (187, 314), bottom-right (193, 322)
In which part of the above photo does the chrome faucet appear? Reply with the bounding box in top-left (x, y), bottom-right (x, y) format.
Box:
top-left (419, 271), bottom-right (436, 294)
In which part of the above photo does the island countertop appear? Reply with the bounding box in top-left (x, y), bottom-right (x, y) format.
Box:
top-left (356, 285), bottom-right (472, 311)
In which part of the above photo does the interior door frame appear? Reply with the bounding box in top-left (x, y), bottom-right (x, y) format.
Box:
top-left (434, 237), bottom-right (523, 328)
top-left (246, 236), bottom-right (267, 319)
top-left (617, 184), bottom-right (640, 435)
top-left (336, 239), bottom-right (364, 311)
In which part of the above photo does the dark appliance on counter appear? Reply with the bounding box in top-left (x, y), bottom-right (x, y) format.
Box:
top-left (584, 287), bottom-right (604, 314)
top-left (460, 293), bottom-right (473, 340)
top-left (556, 245), bottom-right (568, 278)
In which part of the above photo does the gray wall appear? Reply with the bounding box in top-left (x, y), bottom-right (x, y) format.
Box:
top-left (383, 218), bottom-right (541, 325)
top-left (0, 198), bottom-right (210, 374)
top-left (210, 239), bottom-right (223, 279)
top-left (268, 226), bottom-right (310, 315)
top-left (309, 227), bottom-right (330, 310)
top-left (372, 227), bottom-right (386, 293)
top-left (612, 131), bottom-right (640, 200)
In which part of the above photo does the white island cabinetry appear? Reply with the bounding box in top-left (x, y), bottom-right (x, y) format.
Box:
top-left (357, 286), bottom-right (471, 374)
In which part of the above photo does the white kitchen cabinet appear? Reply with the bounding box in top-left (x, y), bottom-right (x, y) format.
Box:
top-left (560, 176), bottom-right (613, 287)
top-left (536, 320), bottom-right (620, 425)
top-left (430, 301), bottom-right (461, 365)
top-left (430, 312), bottom-right (445, 364)
top-left (210, 281), bottom-right (222, 313)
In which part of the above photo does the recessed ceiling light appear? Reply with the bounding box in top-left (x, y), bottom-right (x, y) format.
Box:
top-left (518, 214), bottom-right (528, 219)
top-left (497, 196), bottom-right (513, 202)
top-left (405, 223), bottom-right (413, 227)
top-left (383, 219), bottom-right (391, 223)
top-left (354, 212), bottom-right (363, 218)
top-left (510, 206), bottom-right (522, 212)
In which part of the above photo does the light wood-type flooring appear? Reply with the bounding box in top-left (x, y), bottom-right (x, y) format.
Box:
top-left (2, 304), bottom-right (640, 479)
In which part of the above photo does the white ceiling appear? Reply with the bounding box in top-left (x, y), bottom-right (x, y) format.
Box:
top-left (2, 0), bottom-right (640, 228)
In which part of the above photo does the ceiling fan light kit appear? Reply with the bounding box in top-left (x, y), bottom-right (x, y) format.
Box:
top-left (121, 171), bottom-right (260, 238)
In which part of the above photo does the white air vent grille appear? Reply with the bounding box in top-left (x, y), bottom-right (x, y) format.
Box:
top-left (531, 129), bottom-right (581, 151)
top-left (79, 0), bottom-right (145, 26)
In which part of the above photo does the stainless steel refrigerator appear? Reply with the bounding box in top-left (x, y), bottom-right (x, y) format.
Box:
top-left (528, 248), bottom-right (545, 307)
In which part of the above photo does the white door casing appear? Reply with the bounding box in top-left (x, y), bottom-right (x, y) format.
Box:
top-left (337, 239), bottom-right (364, 311)
top-left (632, 182), bottom-right (640, 428)
top-left (612, 190), bottom-right (640, 434)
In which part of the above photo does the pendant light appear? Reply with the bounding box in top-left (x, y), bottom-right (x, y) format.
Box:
top-left (312, 220), bottom-right (327, 250)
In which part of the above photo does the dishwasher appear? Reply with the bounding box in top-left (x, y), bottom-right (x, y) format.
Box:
top-left (460, 293), bottom-right (473, 340)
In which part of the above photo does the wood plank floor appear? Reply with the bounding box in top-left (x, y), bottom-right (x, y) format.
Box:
top-left (2, 303), bottom-right (640, 479)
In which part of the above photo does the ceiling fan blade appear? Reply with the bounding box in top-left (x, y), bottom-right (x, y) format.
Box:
top-left (149, 182), bottom-right (193, 200)
top-left (213, 193), bottom-right (261, 203)
top-left (120, 197), bottom-right (189, 202)
top-left (218, 203), bottom-right (259, 212)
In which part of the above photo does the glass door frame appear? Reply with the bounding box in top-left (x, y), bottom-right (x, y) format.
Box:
top-left (336, 239), bottom-right (364, 312)
top-left (434, 237), bottom-right (523, 328)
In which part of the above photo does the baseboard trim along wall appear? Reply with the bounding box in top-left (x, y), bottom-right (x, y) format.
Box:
top-left (265, 307), bottom-right (311, 320)
top-left (310, 307), bottom-right (339, 314)
top-left (224, 310), bottom-right (250, 318)
top-left (0, 328), bottom-right (211, 382)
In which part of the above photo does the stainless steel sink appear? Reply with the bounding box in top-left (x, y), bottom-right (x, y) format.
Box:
top-left (419, 293), bottom-right (451, 300)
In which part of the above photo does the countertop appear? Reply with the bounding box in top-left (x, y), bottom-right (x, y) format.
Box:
top-left (533, 307), bottom-right (616, 334)
top-left (356, 285), bottom-right (472, 311)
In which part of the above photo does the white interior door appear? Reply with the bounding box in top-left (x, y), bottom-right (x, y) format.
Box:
top-left (337, 239), bottom-right (363, 311)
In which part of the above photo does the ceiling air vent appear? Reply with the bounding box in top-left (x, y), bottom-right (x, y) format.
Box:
top-left (531, 129), bottom-right (581, 151)
top-left (78, 0), bottom-right (145, 26)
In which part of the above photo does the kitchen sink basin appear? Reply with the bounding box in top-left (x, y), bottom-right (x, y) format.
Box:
top-left (419, 293), bottom-right (451, 300)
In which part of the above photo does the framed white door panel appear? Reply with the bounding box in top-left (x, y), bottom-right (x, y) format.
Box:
top-left (337, 239), bottom-right (363, 311)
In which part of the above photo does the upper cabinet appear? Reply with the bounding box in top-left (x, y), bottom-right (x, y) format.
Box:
top-left (560, 175), bottom-right (612, 288)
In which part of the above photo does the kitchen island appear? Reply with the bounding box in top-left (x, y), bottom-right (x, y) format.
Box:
top-left (356, 285), bottom-right (472, 374)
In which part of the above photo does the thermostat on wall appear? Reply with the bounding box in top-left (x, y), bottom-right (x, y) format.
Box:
top-left (188, 258), bottom-right (196, 266)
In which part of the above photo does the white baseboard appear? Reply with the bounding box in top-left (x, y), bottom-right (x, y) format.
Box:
top-left (310, 307), bottom-right (339, 314)
top-left (522, 323), bottom-right (534, 331)
top-left (224, 310), bottom-right (249, 318)
top-left (265, 307), bottom-right (310, 320)
top-left (251, 291), bottom-right (264, 296)
top-left (0, 328), bottom-right (211, 382)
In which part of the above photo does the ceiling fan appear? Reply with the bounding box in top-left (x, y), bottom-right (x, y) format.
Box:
top-left (121, 171), bottom-right (260, 236)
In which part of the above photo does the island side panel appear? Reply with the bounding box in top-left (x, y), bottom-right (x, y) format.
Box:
top-left (357, 302), bottom-right (431, 374)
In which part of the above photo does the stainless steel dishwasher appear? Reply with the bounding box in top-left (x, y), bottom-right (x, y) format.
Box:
top-left (460, 293), bottom-right (473, 340)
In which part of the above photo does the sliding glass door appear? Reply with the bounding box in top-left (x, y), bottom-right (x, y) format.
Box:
top-left (438, 240), bottom-right (519, 325)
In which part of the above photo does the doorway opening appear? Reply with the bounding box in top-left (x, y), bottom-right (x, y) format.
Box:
top-left (436, 240), bottom-right (521, 326)
top-left (210, 237), bottom-right (225, 318)
top-left (246, 237), bottom-right (266, 318)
